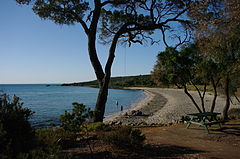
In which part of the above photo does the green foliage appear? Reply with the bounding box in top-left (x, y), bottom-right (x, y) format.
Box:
top-left (152, 46), bottom-right (203, 87)
top-left (151, 45), bottom-right (225, 113)
top-left (60, 102), bottom-right (93, 132)
top-left (0, 94), bottom-right (78, 159)
top-left (31, 0), bottom-right (90, 25)
top-left (190, 0), bottom-right (240, 118)
top-left (0, 94), bottom-right (36, 158)
top-left (84, 122), bottom-right (111, 132)
top-left (151, 45), bottom-right (223, 88)
top-left (103, 126), bottom-right (145, 149)
top-left (34, 128), bottom-right (76, 158)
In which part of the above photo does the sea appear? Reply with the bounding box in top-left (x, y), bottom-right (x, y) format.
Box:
top-left (0, 84), bottom-right (145, 128)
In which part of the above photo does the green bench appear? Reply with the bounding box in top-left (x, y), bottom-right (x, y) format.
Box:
top-left (186, 112), bottom-right (222, 133)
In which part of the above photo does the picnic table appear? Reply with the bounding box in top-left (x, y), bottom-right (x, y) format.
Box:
top-left (186, 112), bottom-right (221, 133)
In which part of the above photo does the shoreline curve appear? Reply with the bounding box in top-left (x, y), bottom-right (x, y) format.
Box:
top-left (104, 87), bottom-right (240, 126)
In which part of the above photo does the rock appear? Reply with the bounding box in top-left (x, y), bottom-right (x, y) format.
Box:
top-left (115, 121), bottom-right (122, 125)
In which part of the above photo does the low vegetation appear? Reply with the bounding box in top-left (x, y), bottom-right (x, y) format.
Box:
top-left (0, 94), bottom-right (37, 159)
top-left (0, 93), bottom-right (145, 159)
top-left (103, 126), bottom-right (145, 150)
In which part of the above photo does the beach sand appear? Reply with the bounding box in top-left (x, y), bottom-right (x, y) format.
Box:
top-left (104, 88), bottom-right (240, 125)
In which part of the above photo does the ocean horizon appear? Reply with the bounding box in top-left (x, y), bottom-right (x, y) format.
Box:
top-left (0, 84), bottom-right (145, 128)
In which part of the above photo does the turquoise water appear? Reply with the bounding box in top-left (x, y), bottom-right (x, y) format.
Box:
top-left (0, 84), bottom-right (145, 128)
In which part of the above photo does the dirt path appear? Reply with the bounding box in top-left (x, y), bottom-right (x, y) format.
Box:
top-left (141, 120), bottom-right (240, 159)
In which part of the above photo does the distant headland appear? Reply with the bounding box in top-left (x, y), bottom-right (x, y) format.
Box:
top-left (61, 74), bottom-right (156, 88)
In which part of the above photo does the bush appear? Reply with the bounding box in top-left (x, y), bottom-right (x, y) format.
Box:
top-left (228, 108), bottom-right (240, 119)
top-left (34, 128), bottom-right (75, 158)
top-left (84, 122), bottom-right (111, 132)
top-left (0, 94), bottom-right (37, 158)
top-left (103, 126), bottom-right (145, 149)
top-left (60, 103), bottom-right (97, 154)
top-left (60, 102), bottom-right (93, 132)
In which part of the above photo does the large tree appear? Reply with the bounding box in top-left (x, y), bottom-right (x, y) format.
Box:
top-left (16, 0), bottom-right (192, 122)
top-left (151, 45), bottom-right (221, 113)
top-left (189, 0), bottom-right (240, 120)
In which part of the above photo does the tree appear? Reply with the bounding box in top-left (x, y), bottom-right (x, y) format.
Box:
top-left (189, 0), bottom-right (240, 120)
top-left (151, 45), bottom-right (221, 113)
top-left (16, 0), bottom-right (192, 122)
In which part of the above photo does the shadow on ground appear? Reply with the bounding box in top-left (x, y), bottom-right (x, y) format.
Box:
top-left (66, 144), bottom-right (206, 159)
top-left (219, 122), bottom-right (240, 136)
top-left (207, 122), bottom-right (240, 136)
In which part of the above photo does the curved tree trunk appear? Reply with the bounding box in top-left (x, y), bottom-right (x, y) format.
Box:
top-left (190, 81), bottom-right (206, 112)
top-left (184, 85), bottom-right (202, 113)
top-left (93, 30), bottom-right (121, 122)
top-left (210, 77), bottom-right (220, 112)
top-left (223, 75), bottom-right (230, 120)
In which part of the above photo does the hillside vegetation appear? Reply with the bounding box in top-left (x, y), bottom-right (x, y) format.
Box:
top-left (61, 75), bottom-right (156, 88)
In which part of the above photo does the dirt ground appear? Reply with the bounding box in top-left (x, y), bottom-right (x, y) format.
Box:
top-left (141, 120), bottom-right (240, 159)
top-left (64, 120), bottom-right (240, 159)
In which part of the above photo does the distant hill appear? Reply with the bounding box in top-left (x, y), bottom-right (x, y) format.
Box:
top-left (61, 75), bottom-right (156, 88)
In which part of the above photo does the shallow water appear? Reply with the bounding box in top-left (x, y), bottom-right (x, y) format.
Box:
top-left (0, 84), bottom-right (145, 127)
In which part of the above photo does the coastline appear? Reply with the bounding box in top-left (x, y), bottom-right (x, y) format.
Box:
top-left (104, 87), bottom-right (240, 126)
top-left (103, 87), bottom-right (155, 123)
top-left (104, 87), bottom-right (168, 125)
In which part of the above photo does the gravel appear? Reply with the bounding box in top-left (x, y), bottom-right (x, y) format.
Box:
top-left (104, 88), bottom-right (240, 126)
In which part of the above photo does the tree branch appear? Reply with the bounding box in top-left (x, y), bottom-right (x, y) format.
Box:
top-left (101, 0), bottom-right (127, 7)
top-left (160, 27), bottom-right (169, 47)
top-left (184, 85), bottom-right (202, 113)
top-left (190, 80), bottom-right (206, 112)
top-left (104, 27), bottom-right (126, 77)
top-left (76, 16), bottom-right (89, 34)
top-left (160, 8), bottom-right (189, 26)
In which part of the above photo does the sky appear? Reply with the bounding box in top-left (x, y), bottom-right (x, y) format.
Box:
top-left (0, 0), bottom-right (167, 84)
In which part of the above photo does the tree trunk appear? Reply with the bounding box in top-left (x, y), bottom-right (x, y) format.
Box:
top-left (92, 29), bottom-right (121, 122)
top-left (184, 85), bottom-right (202, 113)
top-left (190, 81), bottom-right (206, 112)
top-left (94, 77), bottom-right (110, 122)
top-left (223, 75), bottom-right (230, 120)
top-left (210, 77), bottom-right (219, 112)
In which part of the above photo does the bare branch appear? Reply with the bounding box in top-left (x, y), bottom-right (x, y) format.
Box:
top-left (173, 30), bottom-right (192, 49)
top-left (160, 27), bottom-right (169, 47)
top-left (160, 8), bottom-right (189, 26)
top-left (77, 17), bottom-right (89, 34)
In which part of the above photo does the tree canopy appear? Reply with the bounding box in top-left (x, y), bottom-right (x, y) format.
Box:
top-left (16, 0), bottom-right (193, 121)
top-left (189, 0), bottom-right (240, 119)
top-left (152, 44), bottom-right (222, 113)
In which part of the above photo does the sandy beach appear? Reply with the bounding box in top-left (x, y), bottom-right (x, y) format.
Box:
top-left (104, 88), bottom-right (240, 125)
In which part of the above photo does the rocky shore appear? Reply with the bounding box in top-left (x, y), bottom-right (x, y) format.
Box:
top-left (104, 88), bottom-right (240, 126)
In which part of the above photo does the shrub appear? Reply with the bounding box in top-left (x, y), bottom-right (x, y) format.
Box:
top-left (60, 102), bottom-right (93, 132)
top-left (60, 103), bottom-right (97, 154)
top-left (84, 122), bottom-right (111, 132)
top-left (34, 128), bottom-right (75, 158)
top-left (103, 126), bottom-right (145, 149)
top-left (0, 93), bottom-right (76, 159)
top-left (0, 94), bottom-right (37, 158)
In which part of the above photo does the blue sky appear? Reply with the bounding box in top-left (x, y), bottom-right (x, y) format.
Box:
top-left (0, 0), bottom-right (167, 84)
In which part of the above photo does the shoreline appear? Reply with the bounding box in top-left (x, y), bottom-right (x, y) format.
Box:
top-left (104, 87), bottom-right (168, 125)
top-left (103, 87), bottom-right (155, 123)
top-left (104, 87), bottom-right (240, 126)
